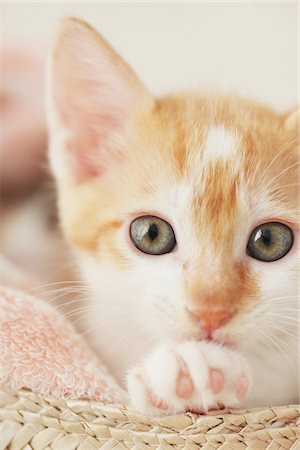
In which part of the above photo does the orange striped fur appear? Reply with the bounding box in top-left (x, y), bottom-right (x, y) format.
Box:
top-left (47, 19), bottom-right (299, 403)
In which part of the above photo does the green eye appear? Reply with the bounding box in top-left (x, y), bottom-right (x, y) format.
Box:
top-left (130, 215), bottom-right (176, 255)
top-left (247, 222), bottom-right (293, 262)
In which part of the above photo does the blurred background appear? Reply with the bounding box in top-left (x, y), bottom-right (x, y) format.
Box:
top-left (0, 2), bottom-right (298, 288)
top-left (3, 2), bottom-right (298, 107)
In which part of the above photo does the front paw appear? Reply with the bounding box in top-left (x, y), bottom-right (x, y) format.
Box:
top-left (127, 341), bottom-right (251, 415)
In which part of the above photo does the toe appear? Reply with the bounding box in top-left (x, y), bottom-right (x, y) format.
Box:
top-left (209, 368), bottom-right (224, 394)
top-left (236, 373), bottom-right (249, 398)
top-left (176, 368), bottom-right (194, 399)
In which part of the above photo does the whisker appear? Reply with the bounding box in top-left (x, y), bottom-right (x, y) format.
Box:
top-left (59, 303), bottom-right (133, 317)
top-left (265, 328), bottom-right (298, 355)
top-left (255, 329), bottom-right (277, 354)
top-left (259, 319), bottom-right (298, 338)
top-left (264, 312), bottom-right (299, 322)
top-left (256, 137), bottom-right (298, 186)
top-left (257, 328), bottom-right (296, 368)
top-left (73, 317), bottom-right (144, 342)
top-left (264, 160), bottom-right (300, 190)
top-left (277, 183), bottom-right (300, 189)
top-left (29, 313), bottom-right (137, 342)
top-left (25, 280), bottom-right (88, 295)
top-left (101, 323), bottom-right (154, 360)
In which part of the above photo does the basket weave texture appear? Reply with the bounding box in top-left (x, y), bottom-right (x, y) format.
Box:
top-left (0, 385), bottom-right (299, 450)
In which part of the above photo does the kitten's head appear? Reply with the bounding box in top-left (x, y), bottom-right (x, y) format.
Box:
top-left (47, 18), bottom-right (299, 349)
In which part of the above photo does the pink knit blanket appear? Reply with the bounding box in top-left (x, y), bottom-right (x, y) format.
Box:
top-left (0, 286), bottom-right (127, 403)
top-left (0, 47), bottom-right (127, 404)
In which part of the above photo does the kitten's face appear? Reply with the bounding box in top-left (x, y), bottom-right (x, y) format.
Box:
top-left (48, 18), bottom-right (299, 350)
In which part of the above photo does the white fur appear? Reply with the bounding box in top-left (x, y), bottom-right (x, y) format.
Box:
top-left (76, 174), bottom-right (298, 411)
top-left (48, 19), bottom-right (299, 415)
top-left (127, 341), bottom-right (251, 415)
top-left (203, 125), bottom-right (237, 163)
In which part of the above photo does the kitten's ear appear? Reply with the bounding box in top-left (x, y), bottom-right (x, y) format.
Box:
top-left (283, 107), bottom-right (299, 131)
top-left (47, 17), bottom-right (154, 182)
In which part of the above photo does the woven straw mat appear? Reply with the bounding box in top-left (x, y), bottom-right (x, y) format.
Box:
top-left (0, 385), bottom-right (299, 450)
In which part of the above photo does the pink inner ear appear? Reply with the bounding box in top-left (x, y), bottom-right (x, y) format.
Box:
top-left (65, 134), bottom-right (100, 182)
top-left (55, 88), bottom-right (125, 181)
top-left (50, 19), bottom-right (152, 182)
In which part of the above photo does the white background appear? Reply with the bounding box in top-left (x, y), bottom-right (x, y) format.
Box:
top-left (3, 2), bottom-right (298, 111)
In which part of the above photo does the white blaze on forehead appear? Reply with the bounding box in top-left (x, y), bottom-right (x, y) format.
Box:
top-left (203, 125), bottom-right (237, 163)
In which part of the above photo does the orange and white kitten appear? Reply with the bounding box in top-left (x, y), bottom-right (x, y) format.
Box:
top-left (47, 18), bottom-right (299, 414)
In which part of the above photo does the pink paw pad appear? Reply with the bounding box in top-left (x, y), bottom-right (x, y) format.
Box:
top-left (236, 374), bottom-right (249, 398)
top-left (209, 368), bottom-right (224, 394)
top-left (176, 368), bottom-right (194, 399)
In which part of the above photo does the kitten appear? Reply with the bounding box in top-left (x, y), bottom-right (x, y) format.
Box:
top-left (47, 17), bottom-right (299, 415)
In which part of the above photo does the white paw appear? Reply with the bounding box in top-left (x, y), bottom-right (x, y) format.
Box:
top-left (127, 341), bottom-right (251, 415)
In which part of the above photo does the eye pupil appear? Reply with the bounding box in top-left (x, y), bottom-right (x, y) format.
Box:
top-left (148, 223), bottom-right (158, 241)
top-left (261, 229), bottom-right (272, 247)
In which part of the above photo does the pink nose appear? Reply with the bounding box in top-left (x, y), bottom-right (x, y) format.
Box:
top-left (188, 309), bottom-right (235, 337)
